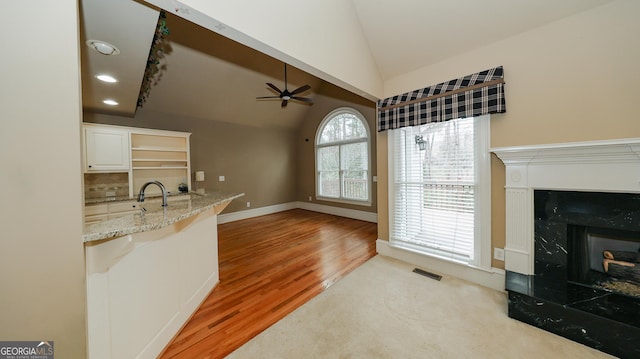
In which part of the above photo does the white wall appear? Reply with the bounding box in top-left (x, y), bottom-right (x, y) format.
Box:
top-left (0, 1), bottom-right (86, 357)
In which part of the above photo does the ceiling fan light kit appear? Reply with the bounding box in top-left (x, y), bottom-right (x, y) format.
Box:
top-left (256, 64), bottom-right (313, 108)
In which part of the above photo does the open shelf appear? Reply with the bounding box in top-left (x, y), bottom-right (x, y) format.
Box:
top-left (132, 159), bottom-right (187, 162)
top-left (133, 166), bottom-right (188, 170)
top-left (131, 147), bottom-right (187, 152)
top-left (130, 132), bottom-right (191, 196)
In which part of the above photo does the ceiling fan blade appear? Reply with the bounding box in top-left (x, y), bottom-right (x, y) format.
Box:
top-left (292, 96), bottom-right (313, 103)
top-left (281, 99), bottom-right (288, 108)
top-left (290, 84), bottom-right (310, 95)
top-left (266, 83), bottom-right (282, 94)
top-left (256, 96), bottom-right (281, 99)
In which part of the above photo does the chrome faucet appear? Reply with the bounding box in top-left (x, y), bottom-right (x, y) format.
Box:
top-left (137, 180), bottom-right (168, 207)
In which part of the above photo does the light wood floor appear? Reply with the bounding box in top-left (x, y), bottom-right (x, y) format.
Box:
top-left (158, 209), bottom-right (377, 358)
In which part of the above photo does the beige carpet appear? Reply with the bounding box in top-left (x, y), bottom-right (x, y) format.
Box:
top-left (227, 256), bottom-right (614, 358)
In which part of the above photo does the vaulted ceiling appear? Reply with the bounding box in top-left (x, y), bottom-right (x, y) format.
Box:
top-left (79, 0), bottom-right (613, 128)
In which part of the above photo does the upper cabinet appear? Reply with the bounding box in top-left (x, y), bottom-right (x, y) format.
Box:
top-left (84, 125), bottom-right (130, 172)
top-left (82, 123), bottom-right (192, 198)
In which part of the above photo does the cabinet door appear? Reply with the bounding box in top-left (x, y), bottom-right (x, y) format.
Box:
top-left (108, 201), bottom-right (140, 219)
top-left (84, 204), bottom-right (109, 224)
top-left (85, 127), bottom-right (130, 172)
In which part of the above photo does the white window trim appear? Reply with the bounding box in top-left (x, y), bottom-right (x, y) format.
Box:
top-left (388, 115), bottom-right (492, 270)
top-left (315, 107), bottom-right (372, 206)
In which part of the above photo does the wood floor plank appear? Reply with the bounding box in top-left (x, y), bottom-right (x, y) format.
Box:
top-left (158, 209), bottom-right (377, 359)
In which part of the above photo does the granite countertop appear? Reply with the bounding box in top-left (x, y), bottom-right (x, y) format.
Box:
top-left (85, 192), bottom-right (189, 205)
top-left (83, 191), bottom-right (244, 242)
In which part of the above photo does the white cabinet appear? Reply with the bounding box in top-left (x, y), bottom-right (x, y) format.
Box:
top-left (85, 209), bottom-right (220, 359)
top-left (84, 126), bottom-right (130, 172)
top-left (82, 124), bottom-right (192, 199)
top-left (84, 201), bottom-right (143, 224)
top-left (85, 204), bottom-right (109, 224)
top-left (107, 200), bottom-right (141, 218)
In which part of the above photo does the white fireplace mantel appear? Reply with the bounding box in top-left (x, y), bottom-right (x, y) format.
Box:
top-left (491, 138), bottom-right (640, 275)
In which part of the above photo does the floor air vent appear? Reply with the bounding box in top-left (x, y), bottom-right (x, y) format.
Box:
top-left (412, 268), bottom-right (442, 281)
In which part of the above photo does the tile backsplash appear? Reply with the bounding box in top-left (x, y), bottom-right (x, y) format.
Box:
top-left (84, 173), bottom-right (129, 199)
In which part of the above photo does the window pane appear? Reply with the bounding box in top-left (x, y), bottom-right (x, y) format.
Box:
top-left (343, 170), bottom-right (368, 200)
top-left (319, 171), bottom-right (340, 197)
top-left (317, 146), bottom-right (339, 171)
top-left (319, 118), bottom-right (342, 144)
top-left (420, 119), bottom-right (474, 183)
top-left (340, 142), bottom-right (367, 171)
top-left (319, 113), bottom-right (367, 144)
top-left (316, 109), bottom-right (370, 203)
top-left (390, 117), bottom-right (476, 263)
top-left (343, 114), bottom-right (367, 140)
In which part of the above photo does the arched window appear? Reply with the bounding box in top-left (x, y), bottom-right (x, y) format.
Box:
top-left (315, 108), bottom-right (371, 205)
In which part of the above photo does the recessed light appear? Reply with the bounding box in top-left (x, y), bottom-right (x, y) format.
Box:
top-left (96, 74), bottom-right (118, 83)
top-left (103, 99), bottom-right (119, 106)
top-left (86, 40), bottom-right (120, 56)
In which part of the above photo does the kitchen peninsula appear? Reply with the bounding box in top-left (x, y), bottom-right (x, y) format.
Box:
top-left (84, 191), bottom-right (243, 359)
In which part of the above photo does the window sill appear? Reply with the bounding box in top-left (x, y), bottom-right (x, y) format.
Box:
top-left (377, 240), bottom-right (505, 291)
top-left (316, 196), bottom-right (372, 207)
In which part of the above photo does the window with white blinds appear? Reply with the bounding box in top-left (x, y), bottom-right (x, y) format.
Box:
top-left (389, 116), bottom-right (491, 266)
top-left (316, 108), bottom-right (371, 205)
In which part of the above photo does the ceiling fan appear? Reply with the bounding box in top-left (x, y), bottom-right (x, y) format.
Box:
top-left (256, 64), bottom-right (313, 108)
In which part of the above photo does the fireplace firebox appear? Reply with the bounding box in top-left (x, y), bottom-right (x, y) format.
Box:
top-left (536, 190), bottom-right (640, 296)
top-left (568, 225), bottom-right (640, 297)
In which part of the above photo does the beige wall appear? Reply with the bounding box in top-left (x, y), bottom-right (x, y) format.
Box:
top-left (377, 0), bottom-right (640, 269)
top-left (0, 1), bottom-right (87, 357)
top-left (297, 84), bottom-right (377, 213)
top-left (84, 109), bottom-right (298, 213)
top-left (384, 0), bottom-right (640, 146)
top-left (376, 131), bottom-right (389, 240)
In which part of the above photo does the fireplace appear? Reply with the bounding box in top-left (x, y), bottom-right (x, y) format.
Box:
top-left (492, 139), bottom-right (640, 359)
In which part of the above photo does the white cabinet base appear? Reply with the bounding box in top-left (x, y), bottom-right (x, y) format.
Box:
top-left (85, 208), bottom-right (219, 359)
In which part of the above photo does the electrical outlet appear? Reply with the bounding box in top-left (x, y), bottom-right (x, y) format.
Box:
top-left (246, 202), bottom-right (251, 208)
top-left (494, 248), bottom-right (505, 261)
top-left (219, 175), bottom-right (225, 182)
top-left (308, 196), bottom-right (312, 201)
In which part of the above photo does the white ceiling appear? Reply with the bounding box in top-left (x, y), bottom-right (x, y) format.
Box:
top-left (79, 0), bottom-right (613, 127)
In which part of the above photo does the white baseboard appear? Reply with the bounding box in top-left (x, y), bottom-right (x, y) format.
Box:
top-left (296, 201), bottom-right (377, 223)
top-left (376, 239), bottom-right (505, 292)
top-left (217, 202), bottom-right (297, 224)
top-left (217, 201), bottom-right (378, 224)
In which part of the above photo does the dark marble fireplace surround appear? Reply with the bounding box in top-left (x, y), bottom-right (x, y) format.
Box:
top-left (506, 190), bottom-right (640, 358)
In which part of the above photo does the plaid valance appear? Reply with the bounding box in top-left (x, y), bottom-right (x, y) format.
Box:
top-left (377, 66), bottom-right (505, 132)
